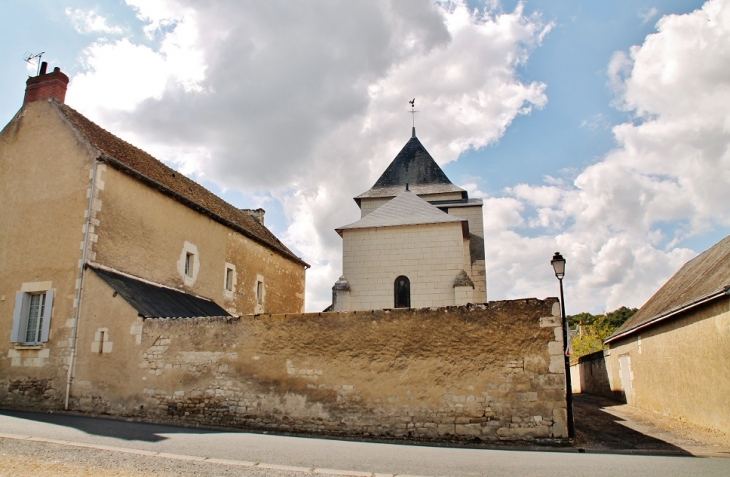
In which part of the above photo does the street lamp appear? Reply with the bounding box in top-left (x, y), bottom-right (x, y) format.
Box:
top-left (551, 252), bottom-right (575, 440)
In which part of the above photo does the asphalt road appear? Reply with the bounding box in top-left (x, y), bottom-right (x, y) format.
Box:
top-left (1, 410), bottom-right (728, 477)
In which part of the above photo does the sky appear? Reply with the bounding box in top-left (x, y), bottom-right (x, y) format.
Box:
top-left (1, 0), bottom-right (729, 314)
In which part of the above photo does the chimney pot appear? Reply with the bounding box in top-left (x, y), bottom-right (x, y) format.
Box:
top-left (23, 65), bottom-right (70, 106)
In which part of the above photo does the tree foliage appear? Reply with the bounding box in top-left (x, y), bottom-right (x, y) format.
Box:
top-left (567, 306), bottom-right (638, 359)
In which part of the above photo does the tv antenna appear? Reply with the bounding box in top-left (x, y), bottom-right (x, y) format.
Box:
top-left (23, 52), bottom-right (45, 76)
top-left (408, 98), bottom-right (418, 137)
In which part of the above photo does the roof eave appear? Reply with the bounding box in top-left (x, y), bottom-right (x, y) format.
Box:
top-left (605, 285), bottom-right (730, 344)
top-left (98, 155), bottom-right (310, 269)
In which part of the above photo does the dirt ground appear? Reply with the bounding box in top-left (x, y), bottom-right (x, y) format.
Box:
top-left (573, 393), bottom-right (730, 456)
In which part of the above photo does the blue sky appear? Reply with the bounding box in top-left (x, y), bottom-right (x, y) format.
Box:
top-left (2, 0), bottom-right (728, 313)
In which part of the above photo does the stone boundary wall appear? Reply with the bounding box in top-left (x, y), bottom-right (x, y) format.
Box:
top-left (3, 299), bottom-right (569, 444)
top-left (569, 350), bottom-right (619, 400)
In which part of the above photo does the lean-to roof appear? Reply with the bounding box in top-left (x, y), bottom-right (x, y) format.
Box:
top-left (606, 234), bottom-right (730, 343)
top-left (89, 265), bottom-right (230, 318)
top-left (55, 102), bottom-right (308, 268)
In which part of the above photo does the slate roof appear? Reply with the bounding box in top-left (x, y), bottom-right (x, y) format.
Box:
top-left (55, 102), bottom-right (308, 268)
top-left (336, 190), bottom-right (467, 236)
top-left (89, 265), bottom-right (230, 318)
top-left (606, 234), bottom-right (730, 343)
top-left (355, 136), bottom-right (465, 202)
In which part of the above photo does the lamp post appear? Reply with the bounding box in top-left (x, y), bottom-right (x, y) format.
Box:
top-left (551, 252), bottom-right (575, 440)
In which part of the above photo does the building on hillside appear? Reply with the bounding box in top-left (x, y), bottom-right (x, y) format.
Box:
top-left (1, 63), bottom-right (307, 410)
top-left (603, 234), bottom-right (730, 435)
top-left (332, 127), bottom-right (486, 311)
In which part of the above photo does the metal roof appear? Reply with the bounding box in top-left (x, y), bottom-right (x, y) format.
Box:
top-left (336, 190), bottom-right (467, 236)
top-left (355, 136), bottom-right (465, 201)
top-left (89, 265), bottom-right (230, 319)
top-left (606, 234), bottom-right (730, 343)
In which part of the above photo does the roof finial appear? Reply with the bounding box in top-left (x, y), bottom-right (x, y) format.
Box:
top-left (408, 98), bottom-right (417, 138)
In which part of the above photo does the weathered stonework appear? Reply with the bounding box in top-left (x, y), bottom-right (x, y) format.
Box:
top-left (1, 298), bottom-right (570, 445)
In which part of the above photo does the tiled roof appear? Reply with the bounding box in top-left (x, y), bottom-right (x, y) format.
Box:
top-left (89, 265), bottom-right (230, 318)
top-left (336, 190), bottom-right (466, 235)
top-left (55, 102), bottom-right (308, 268)
top-left (606, 234), bottom-right (730, 343)
top-left (355, 136), bottom-right (465, 201)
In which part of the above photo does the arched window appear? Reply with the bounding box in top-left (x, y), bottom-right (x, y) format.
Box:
top-left (394, 276), bottom-right (410, 308)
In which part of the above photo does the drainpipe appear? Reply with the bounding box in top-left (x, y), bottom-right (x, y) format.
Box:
top-left (65, 159), bottom-right (100, 410)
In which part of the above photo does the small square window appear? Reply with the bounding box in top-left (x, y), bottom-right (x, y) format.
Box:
top-left (225, 268), bottom-right (234, 291)
top-left (185, 252), bottom-right (194, 277)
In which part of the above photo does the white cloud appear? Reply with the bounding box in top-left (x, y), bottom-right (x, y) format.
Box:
top-left (639, 7), bottom-right (660, 25)
top-left (65, 0), bottom-right (549, 311)
top-left (65, 8), bottom-right (123, 34)
top-left (486, 0), bottom-right (730, 313)
top-left (63, 0), bottom-right (729, 315)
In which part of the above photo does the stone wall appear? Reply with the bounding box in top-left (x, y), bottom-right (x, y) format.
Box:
top-left (342, 223), bottom-right (468, 310)
top-left (569, 351), bottom-right (618, 400)
top-left (2, 295), bottom-right (569, 444)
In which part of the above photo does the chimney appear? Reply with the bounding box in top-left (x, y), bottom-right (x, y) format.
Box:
top-left (23, 64), bottom-right (70, 106)
top-left (241, 208), bottom-right (265, 225)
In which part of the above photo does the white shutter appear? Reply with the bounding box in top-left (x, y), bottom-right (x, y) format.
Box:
top-left (10, 292), bottom-right (24, 342)
top-left (40, 289), bottom-right (54, 342)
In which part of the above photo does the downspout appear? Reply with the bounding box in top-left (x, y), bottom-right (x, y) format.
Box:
top-left (65, 159), bottom-right (100, 410)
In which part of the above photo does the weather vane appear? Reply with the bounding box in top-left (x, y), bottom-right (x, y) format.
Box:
top-left (23, 52), bottom-right (45, 76)
top-left (408, 98), bottom-right (418, 137)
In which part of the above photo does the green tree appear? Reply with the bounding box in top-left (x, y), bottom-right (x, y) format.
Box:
top-left (567, 306), bottom-right (637, 359)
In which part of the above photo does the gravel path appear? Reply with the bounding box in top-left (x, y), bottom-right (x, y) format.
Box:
top-left (0, 438), bottom-right (316, 477)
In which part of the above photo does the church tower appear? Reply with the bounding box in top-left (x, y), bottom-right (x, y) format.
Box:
top-left (332, 128), bottom-right (486, 311)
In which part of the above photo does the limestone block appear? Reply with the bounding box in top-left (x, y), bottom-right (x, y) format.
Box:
top-left (549, 355), bottom-right (565, 374)
top-left (552, 408), bottom-right (568, 438)
top-left (455, 423), bottom-right (482, 436)
top-left (497, 426), bottom-right (550, 440)
top-left (547, 341), bottom-right (563, 355)
top-left (540, 316), bottom-right (561, 328)
top-left (516, 392), bottom-right (538, 402)
top-left (523, 356), bottom-right (546, 373)
top-left (437, 424), bottom-right (454, 435)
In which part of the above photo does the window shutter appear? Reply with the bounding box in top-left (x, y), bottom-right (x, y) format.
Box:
top-left (10, 292), bottom-right (24, 342)
top-left (40, 289), bottom-right (54, 342)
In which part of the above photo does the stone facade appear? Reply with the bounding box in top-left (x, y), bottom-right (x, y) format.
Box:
top-left (2, 294), bottom-right (569, 444)
top-left (342, 223), bottom-right (468, 310)
top-left (0, 69), bottom-right (306, 413)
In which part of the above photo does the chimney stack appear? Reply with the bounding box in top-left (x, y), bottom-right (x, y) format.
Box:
top-left (23, 63), bottom-right (70, 106)
top-left (241, 208), bottom-right (265, 225)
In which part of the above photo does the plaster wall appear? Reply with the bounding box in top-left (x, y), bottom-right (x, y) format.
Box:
top-left (0, 100), bottom-right (97, 406)
top-left (605, 298), bottom-right (730, 435)
top-left (446, 205), bottom-right (486, 302)
top-left (93, 166), bottom-right (304, 315)
top-left (4, 294), bottom-right (569, 444)
top-left (342, 223), bottom-right (467, 310)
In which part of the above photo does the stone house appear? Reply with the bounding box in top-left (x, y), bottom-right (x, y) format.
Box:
top-left (603, 234), bottom-right (730, 435)
top-left (332, 129), bottom-right (486, 311)
top-left (0, 64), bottom-right (307, 409)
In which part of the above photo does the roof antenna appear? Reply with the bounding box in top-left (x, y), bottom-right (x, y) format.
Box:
top-left (408, 98), bottom-right (418, 138)
top-left (23, 52), bottom-right (45, 76)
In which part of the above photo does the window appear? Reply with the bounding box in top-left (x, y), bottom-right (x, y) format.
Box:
top-left (11, 289), bottom-right (54, 345)
top-left (256, 280), bottom-right (263, 304)
top-left (184, 252), bottom-right (194, 277)
top-left (394, 276), bottom-right (410, 308)
top-left (225, 268), bottom-right (234, 292)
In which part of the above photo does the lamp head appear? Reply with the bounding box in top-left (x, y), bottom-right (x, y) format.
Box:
top-left (551, 252), bottom-right (566, 279)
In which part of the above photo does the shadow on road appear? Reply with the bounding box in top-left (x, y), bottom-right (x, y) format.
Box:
top-left (573, 393), bottom-right (691, 455)
top-left (0, 409), bottom-right (223, 442)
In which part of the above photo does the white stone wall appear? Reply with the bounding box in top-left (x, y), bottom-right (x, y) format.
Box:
top-left (342, 223), bottom-right (467, 310)
top-left (447, 205), bottom-right (486, 302)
